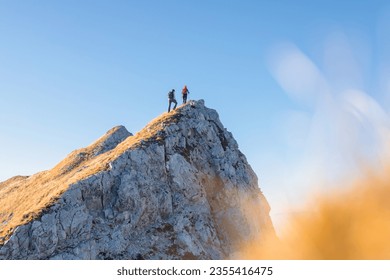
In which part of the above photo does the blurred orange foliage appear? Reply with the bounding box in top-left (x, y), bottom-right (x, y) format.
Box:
top-left (239, 168), bottom-right (390, 259)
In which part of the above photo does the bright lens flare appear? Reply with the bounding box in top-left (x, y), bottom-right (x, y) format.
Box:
top-left (249, 31), bottom-right (390, 259)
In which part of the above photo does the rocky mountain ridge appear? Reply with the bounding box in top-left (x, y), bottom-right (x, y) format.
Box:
top-left (0, 100), bottom-right (274, 259)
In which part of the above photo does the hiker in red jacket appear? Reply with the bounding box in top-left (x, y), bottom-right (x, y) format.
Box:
top-left (182, 85), bottom-right (190, 104)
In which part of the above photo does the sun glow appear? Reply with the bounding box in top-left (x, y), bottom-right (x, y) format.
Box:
top-left (244, 29), bottom-right (390, 259)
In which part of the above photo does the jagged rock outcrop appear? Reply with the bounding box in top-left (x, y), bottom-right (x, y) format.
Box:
top-left (0, 100), bottom-right (274, 259)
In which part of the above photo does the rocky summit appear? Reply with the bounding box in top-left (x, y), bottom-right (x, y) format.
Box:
top-left (0, 100), bottom-right (274, 260)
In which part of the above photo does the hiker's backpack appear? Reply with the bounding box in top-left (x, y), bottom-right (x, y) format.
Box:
top-left (168, 90), bottom-right (174, 99)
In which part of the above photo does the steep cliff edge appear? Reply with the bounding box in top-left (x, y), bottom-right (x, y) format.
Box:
top-left (0, 100), bottom-right (274, 259)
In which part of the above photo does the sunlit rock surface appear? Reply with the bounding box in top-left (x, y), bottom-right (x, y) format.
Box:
top-left (0, 100), bottom-right (274, 259)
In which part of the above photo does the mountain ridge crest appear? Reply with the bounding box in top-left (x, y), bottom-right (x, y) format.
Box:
top-left (0, 99), bottom-right (274, 259)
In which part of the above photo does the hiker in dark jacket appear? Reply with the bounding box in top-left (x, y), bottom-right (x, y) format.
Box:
top-left (168, 89), bottom-right (177, 112)
top-left (182, 85), bottom-right (190, 104)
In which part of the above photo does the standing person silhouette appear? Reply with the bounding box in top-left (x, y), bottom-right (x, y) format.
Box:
top-left (182, 85), bottom-right (190, 104)
top-left (167, 89), bottom-right (177, 112)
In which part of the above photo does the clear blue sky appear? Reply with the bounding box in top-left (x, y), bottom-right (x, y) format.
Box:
top-left (1, 0), bottom-right (390, 228)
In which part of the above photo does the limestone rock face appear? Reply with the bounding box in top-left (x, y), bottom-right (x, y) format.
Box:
top-left (0, 100), bottom-right (274, 260)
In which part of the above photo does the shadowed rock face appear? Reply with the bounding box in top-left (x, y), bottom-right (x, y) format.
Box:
top-left (0, 100), bottom-right (274, 260)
